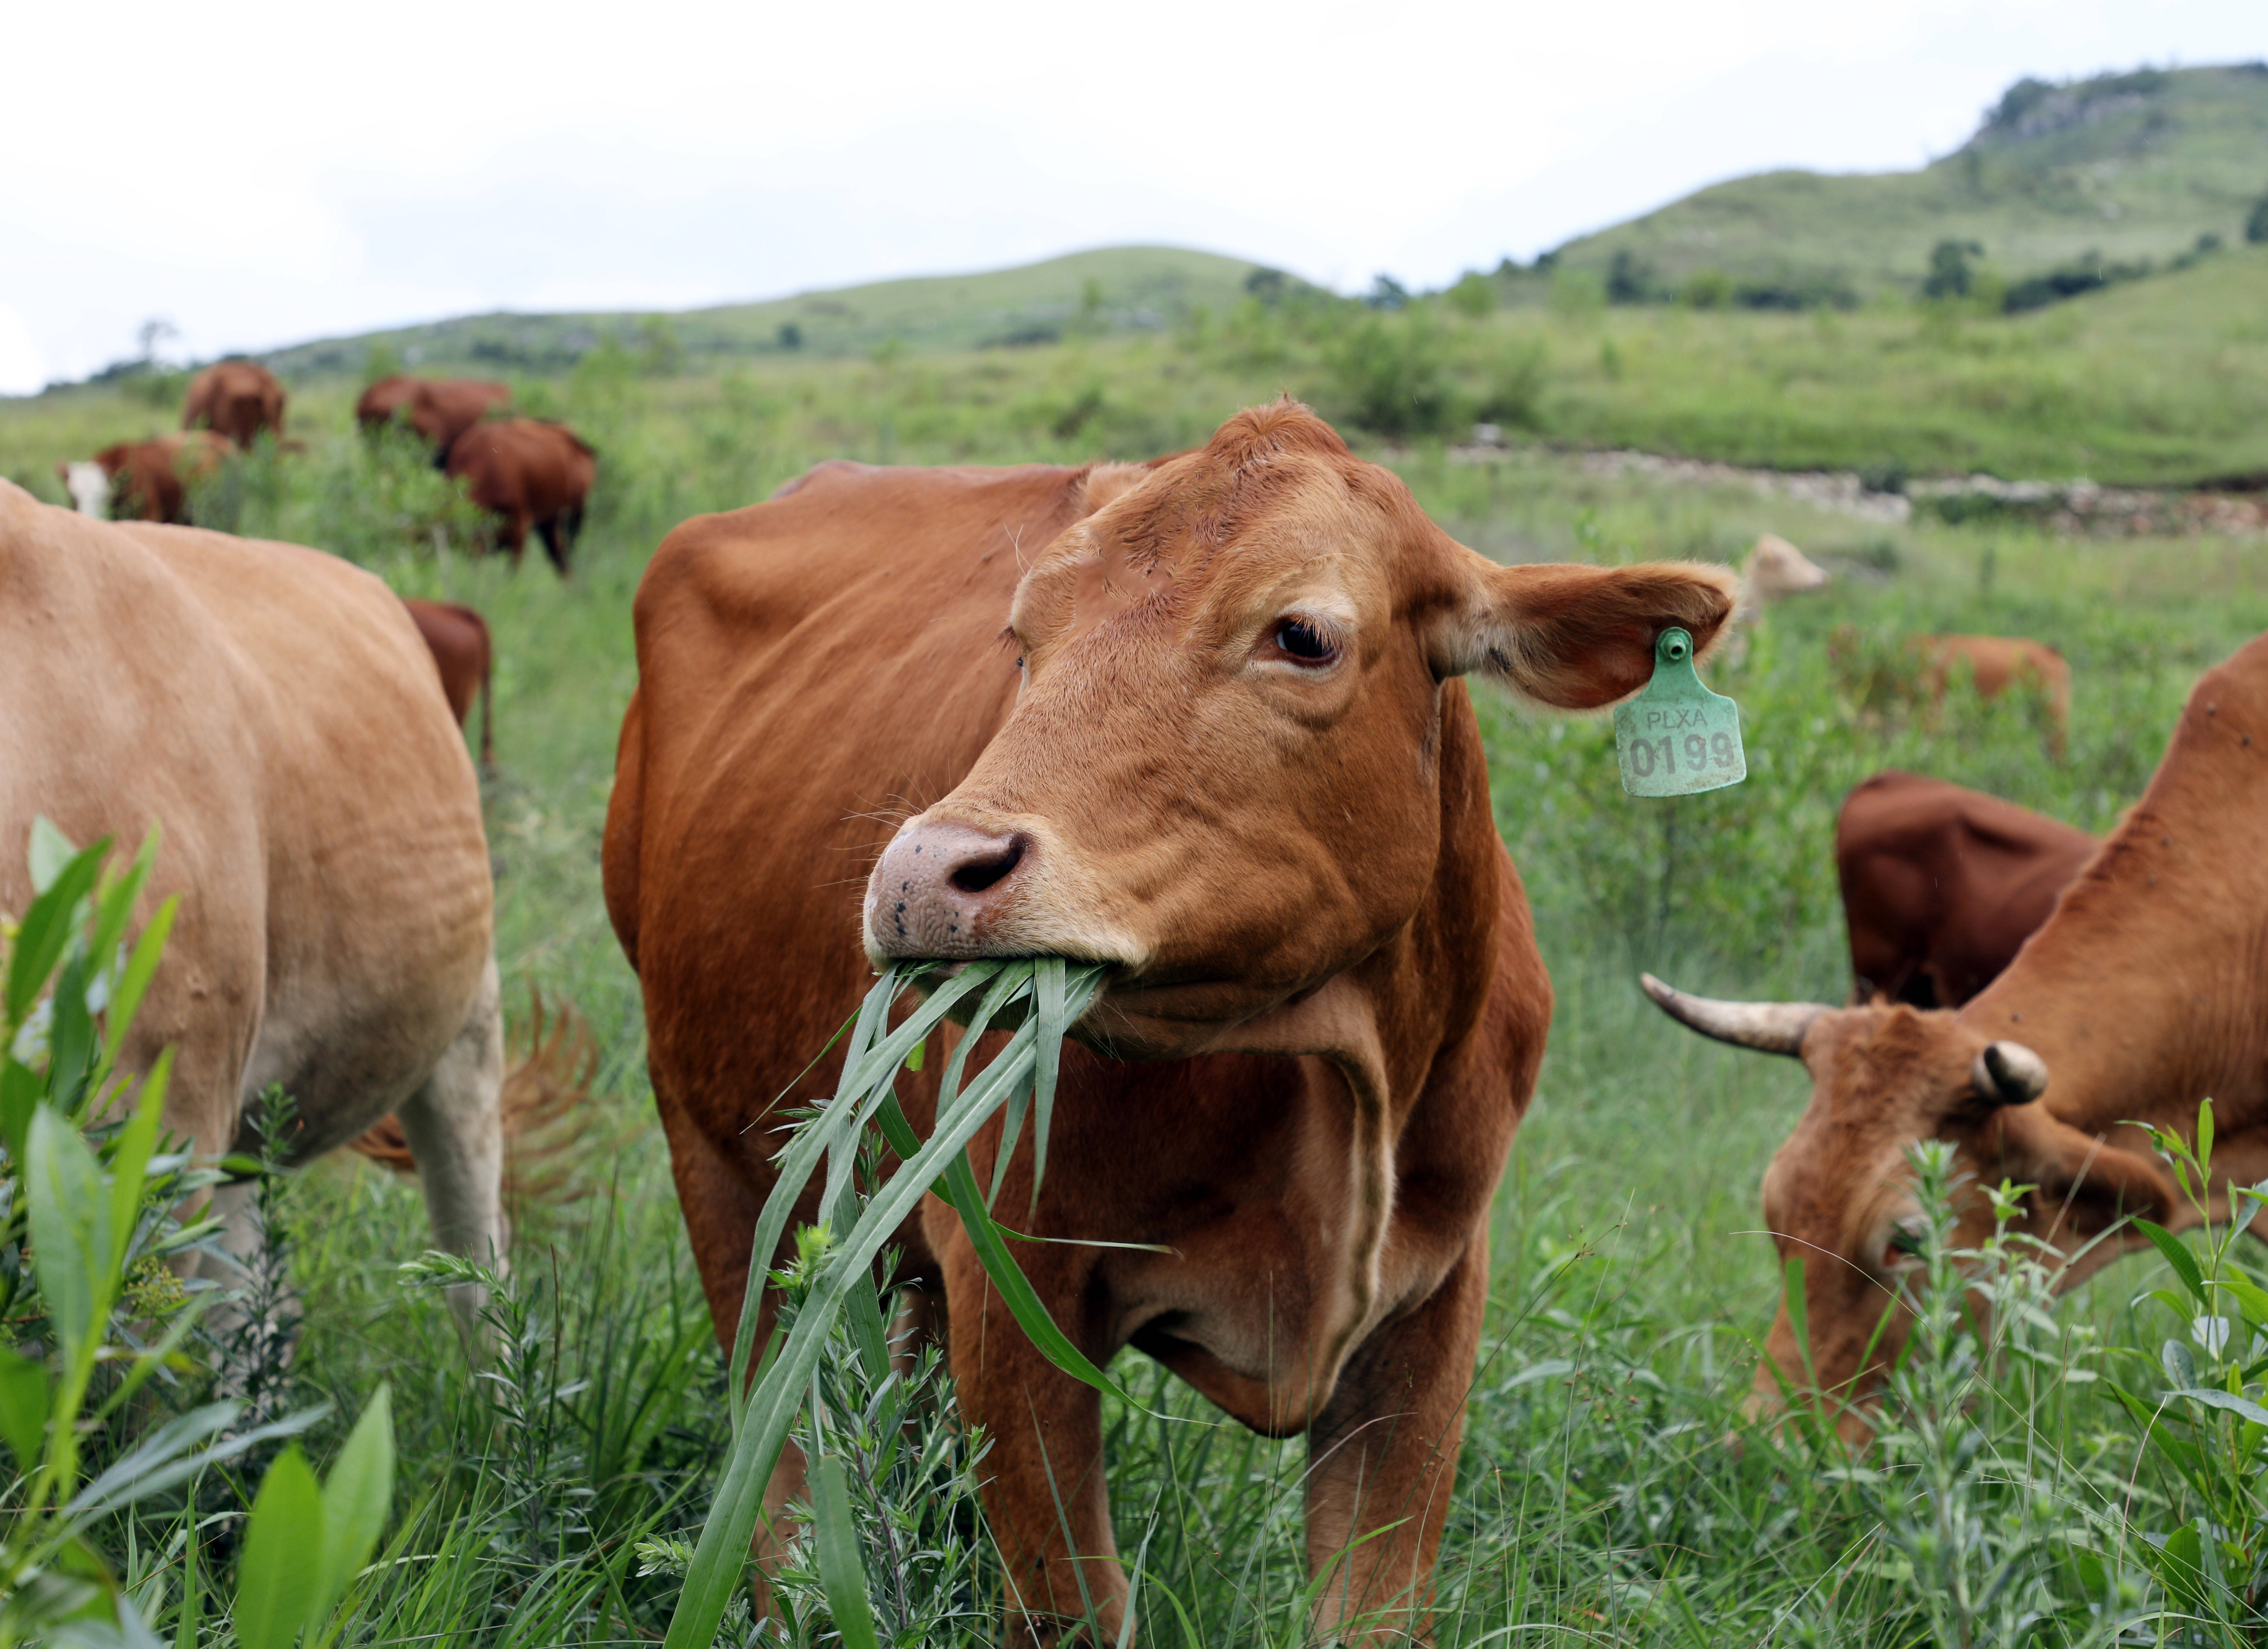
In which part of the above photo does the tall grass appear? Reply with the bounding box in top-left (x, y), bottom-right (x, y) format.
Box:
top-left (2, 354), bottom-right (2265, 1642)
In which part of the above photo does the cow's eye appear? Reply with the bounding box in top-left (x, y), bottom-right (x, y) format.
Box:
top-left (1886, 1219), bottom-right (1928, 1260)
top-left (1274, 618), bottom-right (1338, 665)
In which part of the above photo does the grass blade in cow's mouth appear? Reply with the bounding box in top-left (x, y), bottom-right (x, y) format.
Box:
top-left (664, 954), bottom-right (1159, 1649)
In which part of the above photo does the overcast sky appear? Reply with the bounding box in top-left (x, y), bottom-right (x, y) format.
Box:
top-left (3, 0), bottom-right (2258, 394)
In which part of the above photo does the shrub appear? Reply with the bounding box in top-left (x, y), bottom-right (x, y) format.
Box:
top-left (1319, 308), bottom-right (1454, 437)
top-left (1924, 239), bottom-right (1984, 300)
top-left (1681, 268), bottom-right (1732, 310)
top-left (1606, 248), bottom-right (1659, 304)
top-left (2247, 192), bottom-right (2268, 246)
top-left (1446, 270), bottom-right (1496, 320)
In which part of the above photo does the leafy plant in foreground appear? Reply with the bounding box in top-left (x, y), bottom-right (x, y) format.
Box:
top-left (2110, 1101), bottom-right (2268, 1642)
top-left (0, 820), bottom-right (392, 1646)
top-left (662, 957), bottom-right (1124, 1649)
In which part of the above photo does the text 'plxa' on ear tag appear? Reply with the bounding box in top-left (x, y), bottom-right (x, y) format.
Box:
top-left (1613, 627), bottom-right (1746, 797)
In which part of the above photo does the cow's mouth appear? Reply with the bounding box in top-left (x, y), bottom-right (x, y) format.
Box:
top-left (892, 959), bottom-right (1271, 1062)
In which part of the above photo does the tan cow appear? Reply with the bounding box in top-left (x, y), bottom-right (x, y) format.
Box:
top-left (57, 431), bottom-right (231, 524)
top-left (1913, 634), bottom-right (2071, 759)
top-left (1718, 532), bottom-right (1829, 667)
top-left (603, 402), bottom-right (1735, 1643)
top-left (1643, 632), bottom-right (2268, 1440)
top-left (0, 481), bottom-right (508, 1323)
top-left (182, 360), bottom-right (288, 449)
top-left (357, 374), bottom-right (512, 458)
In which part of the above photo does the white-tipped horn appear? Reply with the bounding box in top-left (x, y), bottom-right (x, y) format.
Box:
top-left (1640, 973), bottom-right (1825, 1057)
top-left (1970, 1041), bottom-right (2049, 1107)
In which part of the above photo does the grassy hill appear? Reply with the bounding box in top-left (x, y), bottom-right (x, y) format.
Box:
top-left (263, 245), bottom-right (1260, 377)
top-left (1539, 63), bottom-right (2268, 300)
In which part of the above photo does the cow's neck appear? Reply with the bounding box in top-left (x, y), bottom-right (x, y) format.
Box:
top-left (1959, 684), bottom-right (2268, 1185)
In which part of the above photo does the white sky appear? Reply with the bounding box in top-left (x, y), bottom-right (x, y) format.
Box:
top-left (2, 0), bottom-right (2258, 394)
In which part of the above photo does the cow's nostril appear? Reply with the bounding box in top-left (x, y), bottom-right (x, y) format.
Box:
top-left (948, 833), bottom-right (1027, 894)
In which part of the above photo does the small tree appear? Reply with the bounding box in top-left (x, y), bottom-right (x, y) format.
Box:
top-left (2246, 192), bottom-right (2268, 245)
top-left (1446, 271), bottom-right (1495, 320)
top-left (1924, 239), bottom-right (1984, 299)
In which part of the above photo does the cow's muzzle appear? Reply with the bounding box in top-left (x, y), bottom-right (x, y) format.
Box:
top-left (866, 821), bottom-right (1034, 961)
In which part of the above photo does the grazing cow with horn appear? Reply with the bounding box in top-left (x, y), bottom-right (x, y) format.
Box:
top-left (1644, 633), bottom-right (2268, 1441)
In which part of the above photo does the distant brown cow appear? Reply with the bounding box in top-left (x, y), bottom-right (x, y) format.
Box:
top-left (603, 402), bottom-right (1737, 1643)
top-left (57, 432), bottom-right (231, 525)
top-left (1837, 771), bottom-right (2095, 1007)
top-left (445, 419), bottom-right (594, 575)
top-left (1643, 632), bottom-right (2268, 1440)
top-left (182, 360), bottom-right (287, 449)
top-left (1913, 634), bottom-right (2071, 759)
top-left (357, 375), bottom-right (511, 458)
top-left (403, 598), bottom-right (496, 769)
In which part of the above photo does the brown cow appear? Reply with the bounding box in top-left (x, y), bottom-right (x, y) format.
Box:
top-left (603, 403), bottom-right (1736, 1643)
top-left (403, 598), bottom-right (495, 769)
top-left (445, 418), bottom-right (594, 574)
top-left (57, 431), bottom-right (231, 525)
top-left (182, 359), bottom-right (287, 449)
top-left (1913, 634), bottom-right (2071, 759)
top-left (1643, 632), bottom-right (2268, 1440)
top-left (0, 480), bottom-right (508, 1329)
top-left (357, 374), bottom-right (512, 457)
top-left (1837, 770), bottom-right (2095, 1007)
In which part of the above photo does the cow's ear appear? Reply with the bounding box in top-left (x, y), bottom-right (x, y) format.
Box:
top-left (1431, 558), bottom-right (1738, 710)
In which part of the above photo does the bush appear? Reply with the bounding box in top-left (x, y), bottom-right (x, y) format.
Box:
top-left (1446, 270), bottom-right (1496, 319)
top-left (2247, 192), bottom-right (2268, 246)
top-left (1923, 239), bottom-right (1984, 300)
top-left (1320, 308), bottom-right (1454, 438)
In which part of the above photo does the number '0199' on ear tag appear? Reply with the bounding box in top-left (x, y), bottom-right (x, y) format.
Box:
top-left (1613, 627), bottom-right (1746, 797)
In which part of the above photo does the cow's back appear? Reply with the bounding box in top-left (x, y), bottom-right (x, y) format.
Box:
top-left (0, 483), bottom-right (490, 1154)
top-left (1837, 770), bottom-right (2094, 1006)
top-left (605, 461), bottom-right (1087, 1141)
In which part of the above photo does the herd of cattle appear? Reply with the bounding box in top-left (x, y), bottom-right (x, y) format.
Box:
top-left (13, 393), bottom-right (2239, 1643)
top-left (59, 362), bottom-right (596, 574)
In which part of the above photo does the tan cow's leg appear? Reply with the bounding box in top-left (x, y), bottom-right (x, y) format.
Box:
top-left (941, 1232), bottom-right (1124, 1646)
top-left (1304, 1236), bottom-right (1487, 1647)
top-left (394, 957), bottom-right (508, 1338)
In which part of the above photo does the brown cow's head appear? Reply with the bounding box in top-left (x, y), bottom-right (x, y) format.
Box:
top-left (863, 403), bottom-right (1735, 1066)
top-left (1641, 976), bottom-right (2176, 1442)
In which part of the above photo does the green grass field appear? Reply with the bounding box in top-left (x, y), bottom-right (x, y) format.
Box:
top-left (8, 319), bottom-right (2268, 1643)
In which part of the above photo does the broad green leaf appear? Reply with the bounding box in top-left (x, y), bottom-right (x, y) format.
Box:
top-left (47, 951), bottom-right (95, 1114)
top-left (2196, 1096), bottom-right (2215, 1170)
top-left (84, 828), bottom-right (160, 996)
top-left (27, 1104), bottom-right (109, 1363)
top-left (233, 1446), bottom-right (325, 1649)
top-left (312, 1387), bottom-right (394, 1624)
top-left (2219, 1273), bottom-right (2268, 1327)
top-left (0, 1343), bottom-right (48, 1466)
top-left (809, 1454), bottom-right (881, 1649)
top-left (28, 815), bottom-right (78, 893)
top-left (7, 843), bottom-right (106, 1027)
top-left (99, 897), bottom-right (177, 1079)
top-left (2134, 1218), bottom-right (2206, 1305)
top-left (105, 1057), bottom-right (171, 1276)
top-left (0, 1057), bottom-right (38, 1163)
top-left (2166, 1385), bottom-right (2268, 1427)
top-left (2143, 1522), bottom-right (2209, 1617)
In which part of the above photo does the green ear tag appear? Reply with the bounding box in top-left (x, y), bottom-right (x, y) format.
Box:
top-left (1613, 627), bottom-right (1746, 797)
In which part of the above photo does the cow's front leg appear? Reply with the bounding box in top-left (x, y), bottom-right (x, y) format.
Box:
top-left (935, 1218), bottom-right (1125, 1646)
top-left (1303, 1236), bottom-right (1487, 1646)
